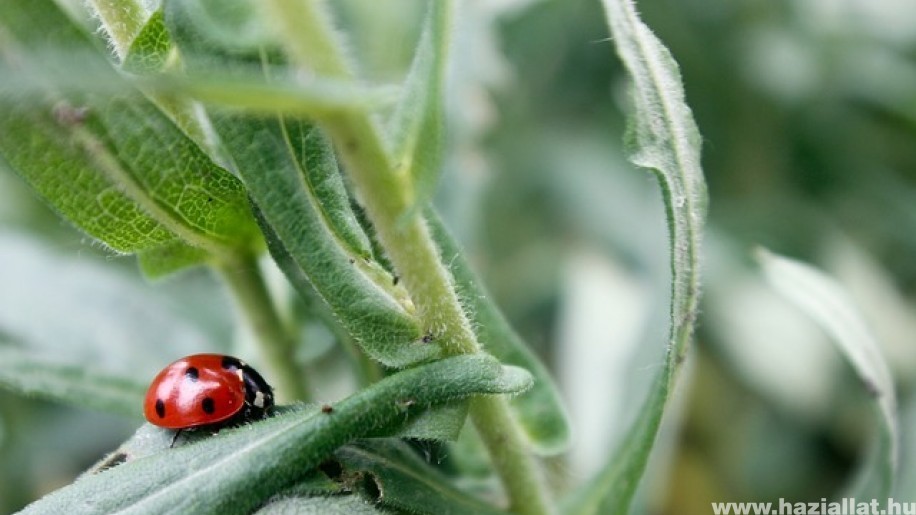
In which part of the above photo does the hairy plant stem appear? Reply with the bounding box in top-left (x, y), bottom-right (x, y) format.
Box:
top-left (261, 1), bottom-right (550, 513)
top-left (217, 256), bottom-right (308, 403)
top-left (85, 0), bottom-right (146, 60)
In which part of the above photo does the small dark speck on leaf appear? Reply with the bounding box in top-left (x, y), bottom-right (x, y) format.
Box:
top-left (94, 452), bottom-right (128, 473)
top-left (421, 333), bottom-right (433, 343)
top-left (53, 103), bottom-right (89, 126)
top-left (863, 378), bottom-right (880, 398)
top-left (321, 404), bottom-right (333, 414)
top-left (348, 258), bottom-right (356, 264)
top-left (392, 275), bottom-right (400, 285)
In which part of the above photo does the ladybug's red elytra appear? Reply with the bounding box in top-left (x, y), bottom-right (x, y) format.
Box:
top-left (143, 354), bottom-right (274, 430)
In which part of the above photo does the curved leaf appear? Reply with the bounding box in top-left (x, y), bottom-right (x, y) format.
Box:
top-left (428, 210), bottom-right (571, 455)
top-left (759, 250), bottom-right (898, 498)
top-left (0, 347), bottom-right (145, 418)
top-left (0, 0), bottom-right (260, 272)
top-left (20, 354), bottom-right (531, 515)
top-left (565, 0), bottom-right (707, 512)
top-left (164, 0), bottom-right (431, 367)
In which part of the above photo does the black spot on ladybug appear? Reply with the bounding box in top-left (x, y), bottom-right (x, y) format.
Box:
top-left (155, 399), bottom-right (166, 418)
top-left (185, 367), bottom-right (199, 381)
top-left (201, 397), bottom-right (215, 414)
top-left (319, 459), bottom-right (343, 480)
top-left (221, 356), bottom-right (240, 370)
top-left (321, 404), bottom-right (333, 414)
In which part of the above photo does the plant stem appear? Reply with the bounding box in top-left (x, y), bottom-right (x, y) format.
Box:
top-left (85, 0), bottom-right (147, 60)
top-left (217, 256), bottom-right (308, 403)
top-left (261, 2), bottom-right (550, 513)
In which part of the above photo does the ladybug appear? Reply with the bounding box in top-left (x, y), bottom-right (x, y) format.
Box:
top-left (144, 354), bottom-right (274, 430)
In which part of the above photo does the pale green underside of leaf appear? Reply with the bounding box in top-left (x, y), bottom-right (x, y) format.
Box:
top-left (759, 250), bottom-right (898, 499)
top-left (0, 347), bottom-right (146, 419)
top-left (256, 495), bottom-right (385, 515)
top-left (567, 0), bottom-right (707, 513)
top-left (427, 210), bottom-right (571, 455)
top-left (0, 0), bottom-right (260, 270)
top-left (20, 354), bottom-right (531, 515)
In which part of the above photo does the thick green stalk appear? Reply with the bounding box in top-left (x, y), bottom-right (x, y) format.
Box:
top-left (217, 257), bottom-right (308, 403)
top-left (260, 1), bottom-right (550, 513)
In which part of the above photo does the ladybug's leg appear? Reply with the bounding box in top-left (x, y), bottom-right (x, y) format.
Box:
top-left (169, 429), bottom-right (183, 448)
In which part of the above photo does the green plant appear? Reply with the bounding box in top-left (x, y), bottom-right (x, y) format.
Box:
top-left (0, 0), bottom-right (904, 513)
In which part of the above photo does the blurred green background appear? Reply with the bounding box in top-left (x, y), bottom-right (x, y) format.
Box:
top-left (2, 0), bottom-right (915, 513)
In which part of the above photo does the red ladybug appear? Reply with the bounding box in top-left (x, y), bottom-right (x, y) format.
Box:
top-left (144, 354), bottom-right (274, 430)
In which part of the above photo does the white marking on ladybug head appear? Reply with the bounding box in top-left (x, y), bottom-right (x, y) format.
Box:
top-left (236, 369), bottom-right (244, 382)
top-left (254, 391), bottom-right (265, 408)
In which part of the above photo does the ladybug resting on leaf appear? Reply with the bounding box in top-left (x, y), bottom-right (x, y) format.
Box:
top-left (144, 354), bottom-right (274, 431)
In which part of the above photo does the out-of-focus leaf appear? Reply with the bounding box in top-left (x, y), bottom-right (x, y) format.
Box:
top-left (19, 355), bottom-right (531, 514)
top-left (759, 250), bottom-right (898, 499)
top-left (0, 347), bottom-right (145, 419)
top-left (0, 231), bottom-right (215, 375)
top-left (428, 210), bottom-right (571, 455)
top-left (332, 439), bottom-right (507, 515)
top-left (566, 0), bottom-right (707, 512)
top-left (123, 10), bottom-right (172, 74)
top-left (386, 2), bottom-right (452, 211)
top-left (0, 0), bottom-right (260, 276)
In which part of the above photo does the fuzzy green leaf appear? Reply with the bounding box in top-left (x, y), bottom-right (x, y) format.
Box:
top-left (566, 0), bottom-right (707, 513)
top-left (759, 250), bottom-right (898, 499)
top-left (0, 0), bottom-right (260, 271)
top-left (0, 347), bottom-right (145, 419)
top-left (333, 440), bottom-right (507, 515)
top-left (19, 354), bottom-right (531, 515)
top-left (428, 210), bottom-right (571, 455)
top-left (386, 2), bottom-right (452, 210)
top-left (123, 10), bottom-right (172, 74)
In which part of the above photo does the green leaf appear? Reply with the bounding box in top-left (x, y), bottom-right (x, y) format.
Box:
top-left (0, 347), bottom-right (145, 419)
top-left (758, 250), bottom-right (899, 499)
top-left (0, 0), bottom-right (261, 273)
top-left (386, 1), bottom-right (452, 210)
top-left (123, 10), bottom-right (173, 74)
top-left (566, 0), bottom-right (707, 512)
top-left (332, 440), bottom-right (507, 515)
top-left (427, 210), bottom-right (571, 455)
top-left (19, 354), bottom-right (531, 515)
